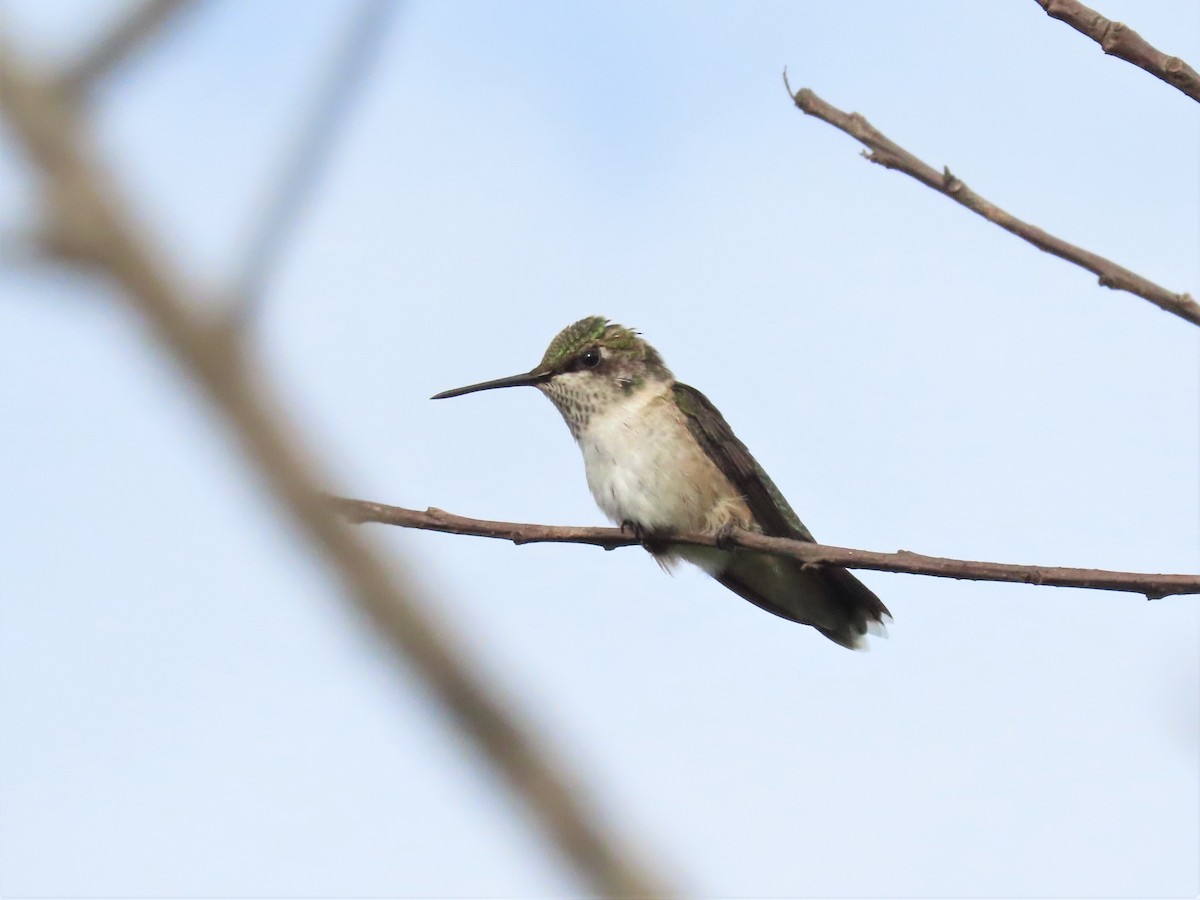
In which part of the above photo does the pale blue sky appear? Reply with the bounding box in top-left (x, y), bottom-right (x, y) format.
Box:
top-left (2, 1), bottom-right (1198, 896)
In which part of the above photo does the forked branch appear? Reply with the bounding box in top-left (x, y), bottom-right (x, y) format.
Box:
top-left (786, 81), bottom-right (1200, 327)
top-left (332, 498), bottom-right (1200, 601)
top-left (0, 42), bottom-right (669, 899)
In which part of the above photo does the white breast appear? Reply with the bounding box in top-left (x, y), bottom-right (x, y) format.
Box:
top-left (576, 388), bottom-right (716, 533)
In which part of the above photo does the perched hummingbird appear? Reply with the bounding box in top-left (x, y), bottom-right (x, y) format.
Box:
top-left (433, 316), bottom-right (890, 649)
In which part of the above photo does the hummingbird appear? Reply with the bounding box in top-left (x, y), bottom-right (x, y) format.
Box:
top-left (432, 316), bottom-right (890, 649)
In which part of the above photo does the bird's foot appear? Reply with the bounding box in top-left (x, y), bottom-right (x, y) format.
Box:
top-left (714, 521), bottom-right (740, 551)
top-left (622, 519), bottom-right (668, 555)
top-left (620, 519), bottom-right (647, 542)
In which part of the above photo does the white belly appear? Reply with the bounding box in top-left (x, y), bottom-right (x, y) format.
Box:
top-left (576, 390), bottom-right (739, 536)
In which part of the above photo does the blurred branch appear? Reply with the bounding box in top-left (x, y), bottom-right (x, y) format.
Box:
top-left (229, 0), bottom-right (399, 328)
top-left (332, 498), bottom-right (1200, 601)
top-left (0, 43), bottom-right (671, 899)
top-left (0, 226), bottom-right (51, 268)
top-left (59, 0), bottom-right (200, 95)
top-left (786, 80), bottom-right (1200, 328)
top-left (1033, 0), bottom-right (1200, 103)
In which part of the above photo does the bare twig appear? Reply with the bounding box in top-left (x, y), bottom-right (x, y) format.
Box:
top-left (0, 43), bottom-right (671, 899)
top-left (59, 0), bottom-right (200, 95)
top-left (230, 0), bottom-right (399, 327)
top-left (1033, 0), bottom-right (1200, 103)
top-left (785, 80), bottom-right (1200, 328)
top-left (332, 498), bottom-right (1200, 601)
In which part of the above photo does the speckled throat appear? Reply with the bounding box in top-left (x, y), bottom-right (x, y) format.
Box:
top-left (539, 366), bottom-right (666, 439)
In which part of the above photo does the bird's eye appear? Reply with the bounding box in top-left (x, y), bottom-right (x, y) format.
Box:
top-left (580, 348), bottom-right (601, 369)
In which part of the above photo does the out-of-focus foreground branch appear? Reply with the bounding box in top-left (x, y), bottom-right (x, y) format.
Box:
top-left (786, 81), bottom-right (1200, 328)
top-left (332, 499), bottom-right (1200, 601)
top-left (1033, 0), bottom-right (1200, 103)
top-left (230, 0), bottom-right (399, 327)
top-left (0, 41), bottom-right (671, 900)
top-left (59, 0), bottom-right (200, 95)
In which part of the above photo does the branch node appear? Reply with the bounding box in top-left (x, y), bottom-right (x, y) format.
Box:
top-left (1034, 0), bottom-right (1200, 104)
top-left (863, 148), bottom-right (896, 169)
top-left (941, 166), bottom-right (963, 193)
top-left (1098, 20), bottom-right (1125, 55)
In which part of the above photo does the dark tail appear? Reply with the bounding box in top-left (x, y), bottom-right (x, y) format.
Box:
top-left (717, 551), bottom-right (890, 649)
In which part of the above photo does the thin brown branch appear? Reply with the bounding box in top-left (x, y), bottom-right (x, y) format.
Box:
top-left (59, 0), bottom-right (201, 95)
top-left (1033, 0), bottom-right (1200, 103)
top-left (0, 43), bottom-right (671, 899)
top-left (786, 81), bottom-right (1200, 328)
top-left (332, 498), bottom-right (1200, 601)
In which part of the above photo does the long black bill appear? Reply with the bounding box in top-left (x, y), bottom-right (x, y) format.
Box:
top-left (431, 370), bottom-right (550, 400)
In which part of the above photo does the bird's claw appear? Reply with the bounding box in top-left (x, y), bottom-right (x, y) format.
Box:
top-left (622, 519), bottom-right (668, 555)
top-left (714, 521), bottom-right (739, 551)
top-left (620, 519), bottom-right (647, 542)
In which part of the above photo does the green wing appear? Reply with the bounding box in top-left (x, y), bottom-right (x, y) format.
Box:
top-left (672, 383), bottom-right (816, 542)
top-left (673, 382), bottom-right (890, 647)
